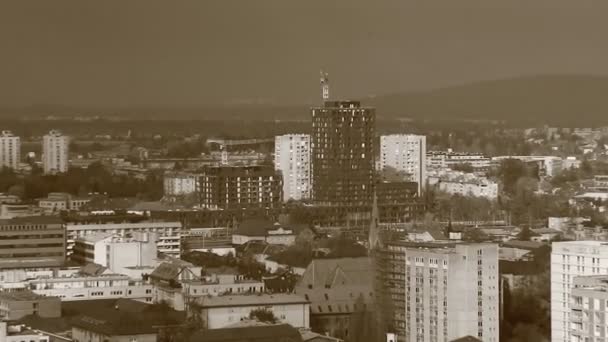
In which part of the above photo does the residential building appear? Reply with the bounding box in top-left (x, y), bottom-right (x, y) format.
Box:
top-left (42, 130), bottom-right (69, 174)
top-left (570, 275), bottom-right (608, 342)
top-left (198, 165), bottom-right (282, 210)
top-left (377, 242), bottom-right (499, 342)
top-left (492, 155), bottom-right (563, 177)
top-left (182, 271), bottom-right (265, 303)
top-left (294, 257), bottom-right (373, 341)
top-left (148, 260), bottom-right (202, 311)
top-left (191, 294), bottom-right (310, 329)
top-left (311, 100), bottom-right (375, 207)
top-left (181, 226), bottom-right (234, 256)
top-left (551, 241), bottom-right (608, 342)
top-left (163, 171), bottom-right (199, 197)
top-left (275, 134), bottom-right (311, 202)
top-left (380, 134), bottom-right (427, 193)
top-left (427, 150), bottom-right (490, 170)
top-left (0, 290), bottom-right (61, 321)
top-left (428, 170), bottom-right (498, 200)
top-left (0, 130), bottom-right (20, 170)
top-left (65, 221), bottom-right (182, 257)
top-left (72, 231), bottom-right (158, 274)
top-left (38, 192), bottom-right (91, 213)
top-left (0, 216), bottom-right (66, 269)
top-left (232, 218), bottom-right (296, 246)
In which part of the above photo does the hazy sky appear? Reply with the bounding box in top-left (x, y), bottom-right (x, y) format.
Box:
top-left (2, 0), bottom-right (608, 107)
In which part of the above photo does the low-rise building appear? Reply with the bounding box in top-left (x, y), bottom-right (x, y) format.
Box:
top-left (427, 150), bottom-right (491, 170)
top-left (72, 231), bottom-right (158, 275)
top-left (191, 294), bottom-right (310, 329)
top-left (163, 171), bottom-right (200, 197)
top-left (0, 322), bottom-right (54, 342)
top-left (66, 221), bottom-right (182, 257)
top-left (0, 290), bottom-right (61, 321)
top-left (38, 192), bottom-right (91, 213)
top-left (232, 218), bottom-right (296, 246)
top-left (428, 170), bottom-right (498, 200)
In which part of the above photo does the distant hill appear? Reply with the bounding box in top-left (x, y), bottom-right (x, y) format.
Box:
top-left (365, 75), bottom-right (608, 125)
top-left (2, 75), bottom-right (608, 125)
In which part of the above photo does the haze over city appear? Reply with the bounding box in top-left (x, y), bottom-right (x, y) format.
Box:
top-left (2, 0), bottom-right (608, 108)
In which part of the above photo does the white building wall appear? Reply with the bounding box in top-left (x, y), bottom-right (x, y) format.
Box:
top-left (42, 130), bottom-right (69, 174)
top-left (403, 243), bottom-right (499, 342)
top-left (551, 241), bottom-right (608, 342)
top-left (0, 131), bottom-right (20, 170)
top-left (274, 134), bottom-right (311, 202)
top-left (202, 303), bottom-right (310, 329)
top-left (380, 134), bottom-right (426, 193)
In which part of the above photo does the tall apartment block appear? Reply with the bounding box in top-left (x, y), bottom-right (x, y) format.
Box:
top-left (311, 101), bottom-right (375, 207)
top-left (377, 242), bottom-right (499, 342)
top-left (380, 134), bottom-right (427, 193)
top-left (274, 134), bottom-right (311, 202)
top-left (198, 165), bottom-right (282, 210)
top-left (551, 241), bottom-right (608, 342)
top-left (42, 130), bottom-right (69, 174)
top-left (0, 131), bottom-right (20, 170)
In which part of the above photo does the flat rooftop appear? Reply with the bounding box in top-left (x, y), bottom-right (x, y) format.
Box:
top-left (0, 290), bottom-right (54, 301)
top-left (196, 294), bottom-right (308, 308)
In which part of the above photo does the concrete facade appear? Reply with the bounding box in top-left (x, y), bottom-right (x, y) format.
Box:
top-left (42, 130), bottom-right (69, 174)
top-left (0, 130), bottom-right (20, 170)
top-left (380, 134), bottom-right (427, 193)
top-left (274, 134), bottom-right (311, 202)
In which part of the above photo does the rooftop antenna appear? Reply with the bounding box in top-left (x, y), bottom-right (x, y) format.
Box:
top-left (320, 70), bottom-right (329, 102)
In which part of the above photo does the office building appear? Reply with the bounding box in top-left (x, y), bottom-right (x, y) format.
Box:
top-left (551, 241), bottom-right (608, 342)
top-left (380, 134), bottom-right (427, 193)
top-left (198, 165), bottom-right (282, 210)
top-left (42, 130), bottom-right (69, 174)
top-left (0, 130), bottom-right (20, 170)
top-left (376, 181), bottom-right (422, 223)
top-left (311, 100), bottom-right (375, 207)
top-left (66, 221), bottom-right (182, 257)
top-left (378, 242), bottom-right (499, 342)
top-left (0, 216), bottom-right (66, 269)
top-left (274, 134), bottom-right (311, 202)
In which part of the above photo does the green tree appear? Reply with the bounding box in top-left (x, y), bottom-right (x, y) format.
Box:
top-left (249, 309), bottom-right (278, 324)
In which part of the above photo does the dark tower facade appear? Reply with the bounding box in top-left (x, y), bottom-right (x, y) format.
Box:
top-left (311, 100), bottom-right (375, 206)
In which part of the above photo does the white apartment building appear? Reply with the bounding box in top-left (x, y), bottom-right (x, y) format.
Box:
top-left (383, 242), bottom-right (499, 342)
top-left (551, 241), bottom-right (608, 342)
top-left (66, 221), bottom-right (182, 257)
top-left (0, 130), bottom-right (20, 170)
top-left (72, 231), bottom-right (158, 274)
top-left (428, 171), bottom-right (498, 200)
top-left (380, 134), bottom-right (426, 193)
top-left (274, 134), bottom-right (311, 202)
top-left (163, 171), bottom-right (200, 197)
top-left (569, 275), bottom-right (608, 342)
top-left (42, 130), bottom-right (69, 174)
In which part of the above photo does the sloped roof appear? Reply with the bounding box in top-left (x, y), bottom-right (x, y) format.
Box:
top-left (188, 324), bottom-right (303, 342)
top-left (150, 261), bottom-right (188, 281)
top-left (299, 257), bottom-right (372, 289)
top-left (78, 263), bottom-right (108, 276)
